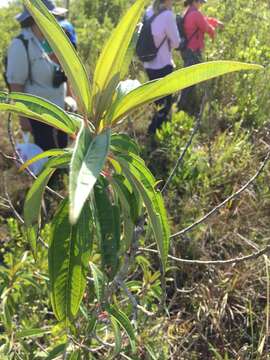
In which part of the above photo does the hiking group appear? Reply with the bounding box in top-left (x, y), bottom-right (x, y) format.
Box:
top-left (137, 0), bottom-right (223, 134)
top-left (4, 0), bottom-right (223, 158)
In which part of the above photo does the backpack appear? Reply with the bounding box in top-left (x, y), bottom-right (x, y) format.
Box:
top-left (3, 34), bottom-right (32, 90)
top-left (136, 9), bottom-right (167, 62)
top-left (176, 9), bottom-right (199, 52)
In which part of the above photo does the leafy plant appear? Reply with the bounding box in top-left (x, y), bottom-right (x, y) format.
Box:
top-left (0, 0), bottom-right (262, 355)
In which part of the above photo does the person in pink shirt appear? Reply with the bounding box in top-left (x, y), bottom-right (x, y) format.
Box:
top-left (143, 0), bottom-right (180, 134)
top-left (177, 0), bottom-right (223, 115)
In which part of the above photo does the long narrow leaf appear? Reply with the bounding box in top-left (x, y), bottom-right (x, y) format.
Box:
top-left (24, 167), bottom-right (55, 256)
top-left (49, 199), bottom-right (92, 323)
top-left (92, 0), bottom-right (146, 122)
top-left (8, 92), bottom-right (77, 133)
top-left (116, 154), bottom-right (170, 270)
top-left (19, 149), bottom-right (69, 172)
top-left (111, 133), bottom-right (140, 155)
top-left (107, 305), bottom-right (136, 353)
top-left (109, 61), bottom-right (263, 124)
top-left (110, 175), bottom-right (136, 250)
top-left (16, 328), bottom-right (51, 339)
top-left (24, 0), bottom-right (91, 115)
top-left (0, 103), bottom-right (73, 135)
top-left (94, 179), bottom-right (121, 279)
top-left (69, 125), bottom-right (111, 224)
top-left (89, 262), bottom-right (106, 303)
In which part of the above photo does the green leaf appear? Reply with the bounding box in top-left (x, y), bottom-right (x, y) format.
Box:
top-left (110, 175), bottom-right (137, 250)
top-left (109, 61), bottom-right (263, 124)
top-left (44, 152), bottom-right (72, 169)
top-left (120, 29), bottom-right (140, 80)
top-left (2, 298), bottom-right (12, 332)
top-left (46, 343), bottom-right (66, 360)
top-left (23, 167), bottom-right (55, 256)
top-left (68, 351), bottom-right (81, 360)
top-left (94, 180), bottom-right (120, 279)
top-left (92, 0), bottom-right (146, 123)
top-left (69, 125), bottom-right (111, 224)
top-left (8, 92), bottom-right (77, 133)
top-left (24, 0), bottom-right (91, 115)
top-left (111, 133), bottom-right (140, 155)
top-left (111, 317), bottom-right (122, 356)
top-left (49, 199), bottom-right (93, 323)
top-left (16, 328), bottom-right (51, 339)
top-left (116, 154), bottom-right (170, 270)
top-left (89, 262), bottom-right (106, 303)
top-left (0, 93), bottom-right (74, 134)
top-left (145, 344), bottom-right (158, 360)
top-left (19, 149), bottom-right (69, 172)
top-left (108, 305), bottom-right (136, 353)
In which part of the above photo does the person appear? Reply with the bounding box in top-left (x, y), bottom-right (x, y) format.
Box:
top-left (6, 0), bottom-right (70, 151)
top-left (143, 0), bottom-right (180, 135)
top-left (177, 0), bottom-right (223, 116)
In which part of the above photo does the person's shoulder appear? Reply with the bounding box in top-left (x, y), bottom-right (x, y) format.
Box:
top-left (9, 34), bottom-right (25, 50)
top-left (162, 9), bottom-right (175, 17)
top-left (158, 9), bottom-right (176, 23)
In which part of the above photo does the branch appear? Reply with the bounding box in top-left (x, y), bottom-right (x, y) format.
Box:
top-left (171, 148), bottom-right (270, 238)
top-left (107, 216), bottom-right (145, 297)
top-left (139, 245), bottom-right (270, 266)
top-left (0, 149), bottom-right (16, 162)
top-left (162, 94), bottom-right (207, 193)
top-left (3, 174), bottom-right (24, 224)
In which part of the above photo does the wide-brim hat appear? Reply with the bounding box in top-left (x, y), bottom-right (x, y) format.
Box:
top-left (16, 0), bottom-right (68, 23)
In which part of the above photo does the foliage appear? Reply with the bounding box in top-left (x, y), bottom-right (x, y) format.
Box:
top-left (0, 0), bottom-right (268, 358)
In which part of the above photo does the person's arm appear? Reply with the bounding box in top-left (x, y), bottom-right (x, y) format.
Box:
top-left (195, 11), bottom-right (216, 39)
top-left (207, 17), bottom-right (224, 29)
top-left (165, 11), bottom-right (181, 49)
top-left (7, 38), bottom-right (32, 132)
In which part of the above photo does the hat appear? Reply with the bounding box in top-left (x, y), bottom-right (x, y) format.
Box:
top-left (16, 0), bottom-right (68, 23)
top-left (59, 19), bottom-right (77, 47)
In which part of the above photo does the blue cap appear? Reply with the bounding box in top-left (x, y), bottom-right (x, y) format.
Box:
top-left (16, 0), bottom-right (68, 23)
top-left (59, 19), bottom-right (77, 47)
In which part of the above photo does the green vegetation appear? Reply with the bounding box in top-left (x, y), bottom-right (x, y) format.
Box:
top-left (0, 0), bottom-right (270, 359)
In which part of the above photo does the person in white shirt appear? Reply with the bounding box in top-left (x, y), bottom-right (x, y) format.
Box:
top-left (7, 0), bottom-right (69, 151)
top-left (144, 0), bottom-right (180, 134)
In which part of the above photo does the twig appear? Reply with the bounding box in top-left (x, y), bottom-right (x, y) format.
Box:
top-left (139, 245), bottom-right (270, 266)
top-left (107, 217), bottom-right (145, 297)
top-left (0, 149), bottom-right (16, 161)
top-left (3, 174), bottom-right (24, 224)
top-left (171, 148), bottom-right (270, 238)
top-left (118, 280), bottom-right (138, 323)
top-left (68, 335), bottom-right (105, 353)
top-left (162, 94), bottom-right (207, 193)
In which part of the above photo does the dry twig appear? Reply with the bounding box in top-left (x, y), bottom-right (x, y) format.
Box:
top-left (162, 94), bottom-right (207, 193)
top-left (171, 148), bottom-right (270, 238)
top-left (139, 245), bottom-right (270, 266)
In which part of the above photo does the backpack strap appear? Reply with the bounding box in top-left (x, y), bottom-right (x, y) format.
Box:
top-left (146, 8), bottom-right (168, 52)
top-left (16, 34), bottom-right (32, 84)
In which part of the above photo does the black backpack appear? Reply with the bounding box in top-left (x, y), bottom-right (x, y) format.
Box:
top-left (136, 9), bottom-right (167, 62)
top-left (3, 34), bottom-right (32, 90)
top-left (176, 9), bottom-right (198, 51)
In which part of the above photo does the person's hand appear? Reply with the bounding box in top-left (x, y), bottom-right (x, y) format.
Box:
top-left (20, 117), bottom-right (32, 133)
top-left (218, 21), bottom-right (224, 29)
